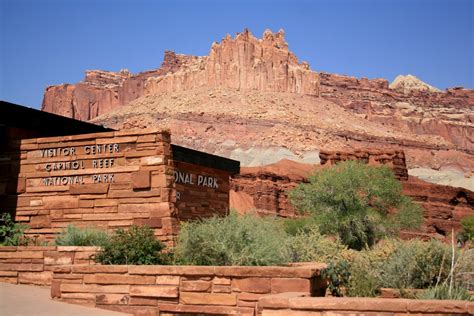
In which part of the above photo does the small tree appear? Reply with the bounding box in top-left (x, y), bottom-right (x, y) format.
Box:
top-left (289, 161), bottom-right (422, 250)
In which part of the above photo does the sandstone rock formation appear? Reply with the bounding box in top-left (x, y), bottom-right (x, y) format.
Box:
top-left (145, 29), bottom-right (319, 96)
top-left (390, 74), bottom-right (441, 93)
top-left (42, 29), bottom-right (319, 121)
top-left (41, 28), bottom-right (474, 189)
top-left (42, 51), bottom-right (195, 120)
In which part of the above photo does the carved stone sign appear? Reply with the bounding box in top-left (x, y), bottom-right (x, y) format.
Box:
top-left (173, 170), bottom-right (219, 189)
top-left (40, 143), bottom-right (120, 186)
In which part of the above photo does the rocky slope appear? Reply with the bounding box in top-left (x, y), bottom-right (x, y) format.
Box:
top-left (41, 28), bottom-right (474, 189)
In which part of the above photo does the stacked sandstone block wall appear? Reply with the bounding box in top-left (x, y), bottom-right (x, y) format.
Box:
top-left (0, 246), bottom-right (98, 285)
top-left (174, 161), bottom-right (231, 220)
top-left (3, 129), bottom-right (178, 244)
top-left (258, 293), bottom-right (474, 315)
top-left (51, 264), bottom-right (325, 315)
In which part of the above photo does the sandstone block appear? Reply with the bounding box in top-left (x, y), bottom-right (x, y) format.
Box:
top-left (213, 285), bottom-right (232, 293)
top-left (17, 177), bottom-right (26, 193)
top-left (0, 251), bottom-right (43, 259)
top-left (156, 275), bottom-right (180, 285)
top-left (60, 283), bottom-right (131, 293)
top-left (0, 277), bottom-right (18, 284)
top-left (94, 199), bottom-right (119, 207)
top-left (129, 297), bottom-right (158, 306)
top-left (61, 293), bottom-right (96, 300)
top-left (140, 156), bottom-right (164, 166)
top-left (179, 292), bottom-right (237, 306)
top-left (180, 280), bottom-right (211, 292)
top-left (132, 171), bottom-right (151, 189)
top-left (213, 276), bottom-right (231, 285)
top-left (271, 278), bottom-right (310, 293)
top-left (83, 274), bottom-right (155, 285)
top-left (29, 215), bottom-right (51, 229)
top-left (134, 218), bottom-right (163, 228)
top-left (96, 293), bottom-right (130, 305)
top-left (44, 252), bottom-right (74, 265)
top-left (51, 279), bottom-right (61, 298)
top-left (130, 285), bottom-right (178, 298)
top-left (18, 271), bottom-right (52, 285)
top-left (232, 277), bottom-right (271, 293)
top-left (70, 183), bottom-right (110, 195)
top-left (43, 196), bottom-right (79, 209)
top-left (0, 271), bottom-right (18, 277)
top-left (0, 263), bottom-right (43, 272)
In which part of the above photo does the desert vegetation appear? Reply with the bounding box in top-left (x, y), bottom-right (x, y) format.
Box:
top-left (1, 162), bottom-right (472, 301)
top-left (289, 160), bottom-right (423, 250)
top-left (0, 213), bottom-right (31, 246)
top-left (54, 224), bottom-right (109, 247)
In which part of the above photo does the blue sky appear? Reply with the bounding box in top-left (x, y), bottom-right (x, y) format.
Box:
top-left (1, 0), bottom-right (472, 109)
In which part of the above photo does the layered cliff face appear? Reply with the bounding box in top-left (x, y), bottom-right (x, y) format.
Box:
top-left (42, 29), bottom-right (319, 121)
top-left (41, 28), bottom-right (474, 189)
top-left (319, 73), bottom-right (474, 153)
top-left (145, 29), bottom-right (319, 96)
top-left (41, 51), bottom-right (195, 121)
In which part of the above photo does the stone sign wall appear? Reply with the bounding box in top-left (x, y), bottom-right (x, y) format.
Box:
top-left (174, 161), bottom-right (231, 221)
top-left (1, 129), bottom-right (238, 245)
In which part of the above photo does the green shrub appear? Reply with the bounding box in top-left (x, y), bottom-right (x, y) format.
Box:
top-left (289, 161), bottom-right (422, 250)
top-left (381, 239), bottom-right (451, 290)
top-left (420, 284), bottom-right (472, 301)
top-left (282, 217), bottom-right (319, 236)
top-left (94, 225), bottom-right (167, 265)
top-left (0, 213), bottom-right (30, 246)
top-left (460, 215), bottom-right (474, 242)
top-left (174, 212), bottom-right (289, 266)
top-left (321, 261), bottom-right (351, 297)
top-left (54, 225), bottom-right (110, 247)
top-left (285, 226), bottom-right (348, 263)
top-left (345, 239), bottom-right (398, 297)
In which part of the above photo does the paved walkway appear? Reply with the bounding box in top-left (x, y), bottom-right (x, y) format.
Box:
top-left (0, 283), bottom-right (128, 316)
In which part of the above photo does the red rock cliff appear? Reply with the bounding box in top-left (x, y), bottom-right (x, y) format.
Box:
top-left (42, 29), bottom-right (320, 120)
top-left (41, 51), bottom-right (194, 121)
top-left (145, 29), bottom-right (319, 96)
top-left (319, 73), bottom-right (474, 152)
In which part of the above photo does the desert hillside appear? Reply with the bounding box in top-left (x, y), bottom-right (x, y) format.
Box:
top-left (41, 29), bottom-right (474, 190)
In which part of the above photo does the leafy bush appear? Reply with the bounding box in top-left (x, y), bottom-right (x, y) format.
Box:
top-left (420, 284), bottom-right (472, 301)
top-left (344, 239), bottom-right (398, 297)
top-left (0, 213), bottom-right (30, 246)
top-left (174, 212), bottom-right (289, 266)
top-left (460, 215), bottom-right (474, 242)
top-left (94, 225), bottom-right (167, 265)
top-left (289, 161), bottom-right (423, 250)
top-left (55, 225), bottom-right (109, 247)
top-left (380, 239), bottom-right (451, 290)
top-left (321, 261), bottom-right (351, 297)
top-left (282, 217), bottom-right (319, 236)
top-left (286, 226), bottom-right (348, 263)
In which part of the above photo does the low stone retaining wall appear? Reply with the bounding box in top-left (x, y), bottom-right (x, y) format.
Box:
top-left (0, 246), bottom-right (98, 285)
top-left (258, 293), bottom-right (474, 315)
top-left (52, 264), bottom-right (326, 315)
